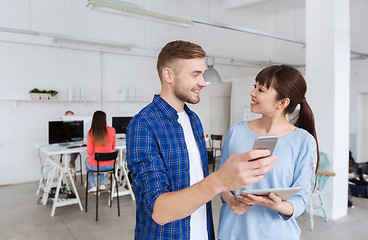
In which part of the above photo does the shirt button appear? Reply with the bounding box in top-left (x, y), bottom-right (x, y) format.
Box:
top-left (186, 168), bottom-right (189, 172)
top-left (184, 145), bottom-right (187, 149)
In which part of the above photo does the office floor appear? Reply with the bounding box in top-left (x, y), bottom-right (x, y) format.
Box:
top-left (0, 180), bottom-right (367, 240)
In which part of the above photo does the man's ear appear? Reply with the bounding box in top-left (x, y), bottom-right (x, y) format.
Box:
top-left (278, 98), bottom-right (290, 110)
top-left (162, 67), bottom-right (174, 84)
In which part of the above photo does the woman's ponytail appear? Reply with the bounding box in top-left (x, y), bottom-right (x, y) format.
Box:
top-left (296, 100), bottom-right (317, 141)
top-left (295, 100), bottom-right (320, 176)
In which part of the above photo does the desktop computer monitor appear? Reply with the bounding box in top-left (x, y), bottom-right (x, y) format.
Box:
top-left (48, 121), bottom-right (84, 144)
top-left (112, 117), bottom-right (133, 135)
top-left (61, 114), bottom-right (92, 139)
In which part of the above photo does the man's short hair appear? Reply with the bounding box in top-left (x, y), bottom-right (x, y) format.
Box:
top-left (157, 40), bottom-right (206, 81)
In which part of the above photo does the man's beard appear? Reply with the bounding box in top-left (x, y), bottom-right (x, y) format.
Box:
top-left (174, 85), bottom-right (200, 104)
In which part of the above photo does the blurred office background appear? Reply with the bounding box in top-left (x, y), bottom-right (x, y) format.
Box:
top-left (0, 0), bottom-right (367, 239)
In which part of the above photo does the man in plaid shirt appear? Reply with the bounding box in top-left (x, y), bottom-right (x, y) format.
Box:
top-left (126, 40), bottom-right (276, 240)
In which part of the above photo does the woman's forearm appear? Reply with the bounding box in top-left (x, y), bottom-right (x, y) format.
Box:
top-left (275, 201), bottom-right (294, 216)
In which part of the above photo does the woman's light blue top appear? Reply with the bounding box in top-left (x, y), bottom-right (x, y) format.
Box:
top-left (217, 121), bottom-right (317, 240)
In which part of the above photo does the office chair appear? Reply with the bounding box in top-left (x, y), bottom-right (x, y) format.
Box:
top-left (85, 150), bottom-right (120, 221)
top-left (207, 134), bottom-right (223, 171)
top-left (207, 149), bottom-right (215, 172)
top-left (308, 152), bottom-right (332, 231)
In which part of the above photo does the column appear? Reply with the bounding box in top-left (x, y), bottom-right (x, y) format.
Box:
top-left (306, 0), bottom-right (350, 220)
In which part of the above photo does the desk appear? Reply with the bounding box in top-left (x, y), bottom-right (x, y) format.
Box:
top-left (38, 144), bottom-right (85, 216)
top-left (111, 140), bottom-right (135, 202)
top-left (37, 140), bottom-right (134, 216)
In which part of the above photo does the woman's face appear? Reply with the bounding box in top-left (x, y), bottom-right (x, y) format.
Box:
top-left (250, 82), bottom-right (280, 116)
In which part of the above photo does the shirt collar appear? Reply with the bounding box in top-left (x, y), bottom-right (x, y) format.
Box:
top-left (152, 95), bottom-right (194, 121)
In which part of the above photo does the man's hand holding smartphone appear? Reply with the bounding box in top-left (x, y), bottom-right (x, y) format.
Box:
top-left (250, 136), bottom-right (278, 161)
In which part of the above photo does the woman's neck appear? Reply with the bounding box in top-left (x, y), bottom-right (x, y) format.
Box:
top-left (249, 114), bottom-right (295, 137)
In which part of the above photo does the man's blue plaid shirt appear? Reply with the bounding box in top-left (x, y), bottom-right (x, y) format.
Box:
top-left (126, 95), bottom-right (215, 240)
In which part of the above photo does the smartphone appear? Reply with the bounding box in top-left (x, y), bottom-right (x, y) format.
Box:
top-left (252, 136), bottom-right (278, 155)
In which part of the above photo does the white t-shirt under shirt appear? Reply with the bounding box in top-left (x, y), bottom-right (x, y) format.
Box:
top-left (177, 111), bottom-right (208, 240)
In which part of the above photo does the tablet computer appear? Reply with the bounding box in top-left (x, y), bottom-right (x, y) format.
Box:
top-left (240, 187), bottom-right (302, 201)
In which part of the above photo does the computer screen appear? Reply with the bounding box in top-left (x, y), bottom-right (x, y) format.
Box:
top-left (61, 115), bottom-right (92, 138)
top-left (48, 121), bottom-right (84, 144)
top-left (112, 117), bottom-right (133, 134)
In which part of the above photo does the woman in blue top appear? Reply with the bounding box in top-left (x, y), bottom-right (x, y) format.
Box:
top-left (217, 65), bottom-right (319, 240)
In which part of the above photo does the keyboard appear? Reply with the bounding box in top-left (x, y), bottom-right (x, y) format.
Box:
top-left (67, 145), bottom-right (80, 149)
top-left (67, 143), bottom-right (87, 149)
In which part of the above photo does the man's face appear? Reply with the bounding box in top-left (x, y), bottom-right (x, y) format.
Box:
top-left (171, 58), bottom-right (207, 104)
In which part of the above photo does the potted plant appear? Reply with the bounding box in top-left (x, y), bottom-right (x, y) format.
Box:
top-left (29, 88), bottom-right (58, 100)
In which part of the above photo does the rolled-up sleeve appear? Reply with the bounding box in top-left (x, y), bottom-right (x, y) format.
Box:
top-left (127, 118), bottom-right (170, 216)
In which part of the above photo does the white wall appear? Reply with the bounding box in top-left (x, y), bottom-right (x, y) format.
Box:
top-left (349, 0), bottom-right (368, 163)
top-left (230, 77), bottom-right (255, 125)
top-left (351, 60), bottom-right (368, 163)
top-left (0, 0), bottom-right (295, 185)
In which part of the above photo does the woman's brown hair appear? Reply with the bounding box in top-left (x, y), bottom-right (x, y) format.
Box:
top-left (255, 65), bottom-right (320, 171)
top-left (89, 110), bottom-right (107, 146)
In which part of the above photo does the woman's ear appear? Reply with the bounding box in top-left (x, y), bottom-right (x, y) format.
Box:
top-left (278, 98), bottom-right (290, 110)
top-left (162, 67), bottom-right (174, 84)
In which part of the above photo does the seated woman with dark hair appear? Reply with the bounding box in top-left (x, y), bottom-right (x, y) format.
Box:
top-left (85, 110), bottom-right (116, 193)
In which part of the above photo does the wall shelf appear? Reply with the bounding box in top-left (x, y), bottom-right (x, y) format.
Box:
top-left (105, 100), bottom-right (150, 103)
top-left (1, 99), bottom-right (99, 106)
top-left (1, 98), bottom-right (152, 106)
